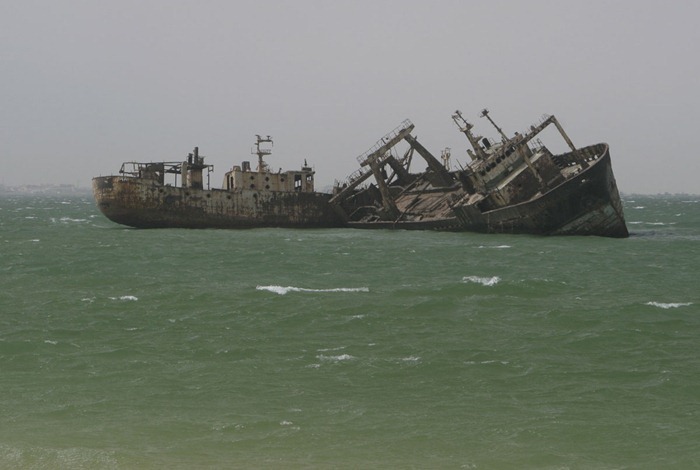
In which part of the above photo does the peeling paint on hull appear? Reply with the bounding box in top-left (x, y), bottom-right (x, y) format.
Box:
top-left (92, 177), bottom-right (344, 229)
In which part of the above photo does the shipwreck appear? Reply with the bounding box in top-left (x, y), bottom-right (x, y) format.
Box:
top-left (330, 110), bottom-right (628, 237)
top-left (92, 109), bottom-right (628, 237)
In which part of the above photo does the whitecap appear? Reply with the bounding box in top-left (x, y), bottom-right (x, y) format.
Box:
top-left (462, 276), bottom-right (500, 287)
top-left (317, 354), bottom-right (355, 362)
top-left (109, 295), bottom-right (138, 301)
top-left (633, 206), bottom-right (645, 209)
top-left (317, 346), bottom-right (346, 352)
top-left (59, 217), bottom-right (87, 223)
top-left (30, 239), bottom-right (40, 242)
top-left (477, 245), bottom-right (511, 249)
top-left (280, 420), bottom-right (294, 426)
top-left (44, 340), bottom-right (58, 345)
top-left (256, 285), bottom-right (369, 295)
top-left (401, 356), bottom-right (421, 362)
top-left (645, 301), bottom-right (693, 309)
top-left (464, 360), bottom-right (510, 365)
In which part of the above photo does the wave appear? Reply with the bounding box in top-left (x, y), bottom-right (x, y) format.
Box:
top-left (645, 301), bottom-right (693, 309)
top-left (628, 221), bottom-right (677, 226)
top-left (256, 285), bottom-right (369, 295)
top-left (462, 276), bottom-right (501, 287)
top-left (477, 245), bottom-right (511, 249)
top-left (109, 295), bottom-right (139, 301)
top-left (50, 217), bottom-right (88, 224)
top-left (400, 356), bottom-right (421, 362)
top-left (317, 354), bottom-right (355, 362)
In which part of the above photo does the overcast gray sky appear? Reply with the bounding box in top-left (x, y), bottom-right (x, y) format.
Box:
top-left (2, 0), bottom-right (698, 194)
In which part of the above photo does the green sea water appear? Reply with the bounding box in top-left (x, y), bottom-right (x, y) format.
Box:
top-left (1, 193), bottom-right (698, 469)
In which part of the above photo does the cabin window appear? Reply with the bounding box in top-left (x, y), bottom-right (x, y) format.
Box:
top-left (294, 174), bottom-right (302, 191)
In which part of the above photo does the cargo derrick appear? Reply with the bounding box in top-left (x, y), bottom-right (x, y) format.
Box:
top-left (329, 120), bottom-right (458, 225)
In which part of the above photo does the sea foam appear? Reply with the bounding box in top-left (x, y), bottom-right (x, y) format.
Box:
top-left (256, 285), bottom-right (369, 295)
top-left (317, 354), bottom-right (355, 362)
top-left (109, 295), bottom-right (139, 301)
top-left (462, 276), bottom-right (501, 287)
top-left (645, 301), bottom-right (693, 309)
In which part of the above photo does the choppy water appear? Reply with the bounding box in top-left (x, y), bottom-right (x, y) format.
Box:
top-left (1, 193), bottom-right (699, 469)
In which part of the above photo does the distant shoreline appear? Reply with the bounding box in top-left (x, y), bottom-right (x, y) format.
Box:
top-left (0, 184), bottom-right (92, 196)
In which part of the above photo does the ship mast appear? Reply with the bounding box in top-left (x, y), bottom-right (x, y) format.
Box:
top-left (480, 108), bottom-right (509, 142)
top-left (452, 110), bottom-right (488, 160)
top-left (253, 134), bottom-right (273, 172)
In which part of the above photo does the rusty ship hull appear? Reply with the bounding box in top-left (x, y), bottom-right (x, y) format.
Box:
top-left (93, 176), bottom-right (343, 229)
top-left (330, 111), bottom-right (629, 238)
top-left (93, 140), bottom-right (344, 229)
top-left (343, 144), bottom-right (626, 237)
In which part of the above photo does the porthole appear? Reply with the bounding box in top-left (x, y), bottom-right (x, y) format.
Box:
top-left (250, 184), bottom-right (255, 189)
